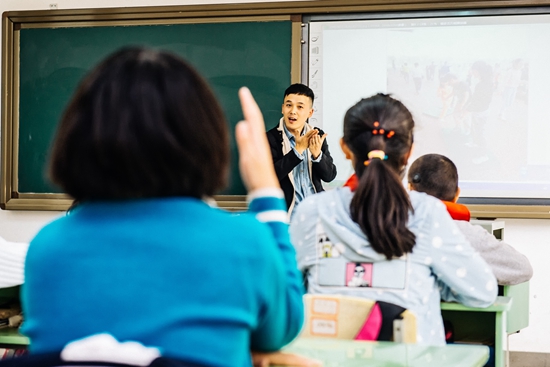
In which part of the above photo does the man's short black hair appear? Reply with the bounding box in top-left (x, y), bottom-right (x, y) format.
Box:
top-left (407, 154), bottom-right (458, 202)
top-left (283, 83), bottom-right (314, 105)
top-left (49, 47), bottom-right (229, 201)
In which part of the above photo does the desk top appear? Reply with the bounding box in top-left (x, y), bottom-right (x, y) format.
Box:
top-left (441, 296), bottom-right (512, 312)
top-left (281, 338), bottom-right (489, 367)
top-left (0, 328), bottom-right (29, 346)
top-left (470, 220), bottom-right (505, 230)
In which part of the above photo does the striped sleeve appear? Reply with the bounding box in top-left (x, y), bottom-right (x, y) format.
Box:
top-left (248, 188), bottom-right (287, 224)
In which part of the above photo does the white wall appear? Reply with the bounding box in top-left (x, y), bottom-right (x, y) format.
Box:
top-left (1, 0), bottom-right (549, 355)
top-left (499, 219), bottom-right (550, 353)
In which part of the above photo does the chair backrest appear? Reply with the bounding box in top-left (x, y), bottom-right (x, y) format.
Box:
top-left (394, 309), bottom-right (417, 343)
top-left (301, 294), bottom-right (417, 344)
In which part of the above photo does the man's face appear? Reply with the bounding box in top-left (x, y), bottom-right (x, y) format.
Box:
top-left (281, 94), bottom-right (314, 133)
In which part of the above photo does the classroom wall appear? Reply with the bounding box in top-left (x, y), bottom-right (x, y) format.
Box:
top-left (1, 0), bottom-right (549, 355)
top-left (502, 219), bottom-right (549, 354)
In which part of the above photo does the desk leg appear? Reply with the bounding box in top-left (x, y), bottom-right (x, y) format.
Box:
top-left (495, 311), bottom-right (507, 367)
top-left (506, 334), bottom-right (510, 367)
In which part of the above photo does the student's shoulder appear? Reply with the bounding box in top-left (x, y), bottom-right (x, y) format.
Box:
top-left (295, 188), bottom-right (351, 217)
top-left (409, 190), bottom-right (447, 217)
top-left (28, 213), bottom-right (74, 252)
top-left (453, 220), bottom-right (496, 248)
top-left (407, 190), bottom-right (458, 237)
top-left (453, 219), bottom-right (483, 233)
top-left (305, 186), bottom-right (344, 203)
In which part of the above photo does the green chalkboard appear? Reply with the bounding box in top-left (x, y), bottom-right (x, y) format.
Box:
top-left (18, 21), bottom-right (292, 196)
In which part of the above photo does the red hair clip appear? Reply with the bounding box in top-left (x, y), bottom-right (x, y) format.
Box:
top-left (372, 122), bottom-right (395, 139)
top-left (371, 122), bottom-right (392, 137)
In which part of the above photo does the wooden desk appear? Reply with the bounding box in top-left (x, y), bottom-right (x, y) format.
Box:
top-left (281, 338), bottom-right (489, 367)
top-left (441, 296), bottom-right (512, 367)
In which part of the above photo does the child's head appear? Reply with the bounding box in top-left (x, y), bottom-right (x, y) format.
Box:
top-left (281, 83), bottom-right (314, 133)
top-left (342, 93), bottom-right (414, 177)
top-left (49, 47), bottom-right (229, 202)
top-left (341, 93), bottom-right (415, 260)
top-left (408, 154), bottom-right (459, 202)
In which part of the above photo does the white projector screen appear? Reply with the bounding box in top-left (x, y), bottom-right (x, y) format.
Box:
top-left (306, 9), bottom-right (550, 204)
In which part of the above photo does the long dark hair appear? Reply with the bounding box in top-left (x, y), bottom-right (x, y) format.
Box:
top-left (344, 94), bottom-right (415, 260)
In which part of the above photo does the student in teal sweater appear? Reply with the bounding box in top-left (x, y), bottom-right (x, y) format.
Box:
top-left (20, 47), bottom-right (306, 367)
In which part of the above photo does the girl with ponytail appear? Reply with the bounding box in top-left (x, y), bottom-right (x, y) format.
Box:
top-left (290, 93), bottom-right (497, 345)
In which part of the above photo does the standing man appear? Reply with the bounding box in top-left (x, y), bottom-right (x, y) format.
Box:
top-left (266, 84), bottom-right (337, 216)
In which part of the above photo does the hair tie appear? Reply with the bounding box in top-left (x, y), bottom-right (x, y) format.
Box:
top-left (371, 121), bottom-right (395, 138)
top-left (363, 150), bottom-right (387, 166)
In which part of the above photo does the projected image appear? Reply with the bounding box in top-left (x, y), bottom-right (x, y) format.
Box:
top-left (311, 14), bottom-right (550, 199)
top-left (381, 25), bottom-right (535, 191)
top-left (387, 57), bottom-right (529, 184)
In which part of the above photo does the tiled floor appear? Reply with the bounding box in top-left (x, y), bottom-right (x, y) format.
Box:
top-left (510, 352), bottom-right (550, 367)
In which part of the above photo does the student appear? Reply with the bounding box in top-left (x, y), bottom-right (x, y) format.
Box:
top-left (19, 47), bottom-right (305, 366)
top-left (266, 84), bottom-right (337, 215)
top-left (407, 153), bottom-right (533, 285)
top-left (290, 93), bottom-right (497, 346)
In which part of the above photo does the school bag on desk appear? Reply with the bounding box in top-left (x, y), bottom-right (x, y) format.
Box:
top-left (301, 294), bottom-right (417, 343)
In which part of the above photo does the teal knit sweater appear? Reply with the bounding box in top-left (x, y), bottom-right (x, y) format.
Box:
top-left (22, 194), bottom-right (303, 366)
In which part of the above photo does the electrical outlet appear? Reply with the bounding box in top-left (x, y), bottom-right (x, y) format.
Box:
top-left (49, 3), bottom-right (58, 9)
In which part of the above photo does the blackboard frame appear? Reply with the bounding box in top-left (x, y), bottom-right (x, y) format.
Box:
top-left (1, 9), bottom-right (303, 211)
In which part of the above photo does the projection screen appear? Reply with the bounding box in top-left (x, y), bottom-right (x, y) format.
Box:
top-left (304, 8), bottom-right (550, 205)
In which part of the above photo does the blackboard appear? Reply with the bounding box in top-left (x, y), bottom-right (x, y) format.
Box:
top-left (17, 20), bottom-right (292, 197)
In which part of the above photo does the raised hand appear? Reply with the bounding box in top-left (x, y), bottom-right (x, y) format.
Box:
top-left (309, 131), bottom-right (326, 159)
top-left (235, 87), bottom-right (280, 192)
